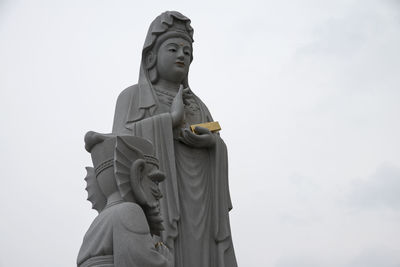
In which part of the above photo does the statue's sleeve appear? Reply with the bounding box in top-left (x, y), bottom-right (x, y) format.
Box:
top-left (112, 86), bottom-right (134, 134)
top-left (194, 94), bottom-right (234, 243)
top-left (111, 86), bottom-right (180, 248)
top-left (212, 136), bottom-right (233, 241)
top-left (113, 203), bottom-right (171, 267)
top-left (129, 114), bottom-right (180, 249)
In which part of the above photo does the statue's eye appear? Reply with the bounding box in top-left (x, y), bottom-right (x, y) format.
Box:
top-left (184, 51), bottom-right (191, 56)
top-left (168, 48), bottom-right (177, 52)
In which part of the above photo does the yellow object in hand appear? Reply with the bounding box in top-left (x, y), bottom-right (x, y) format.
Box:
top-left (190, 121), bottom-right (221, 133)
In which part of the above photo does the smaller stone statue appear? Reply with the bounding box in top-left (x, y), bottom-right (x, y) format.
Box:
top-left (77, 131), bottom-right (172, 267)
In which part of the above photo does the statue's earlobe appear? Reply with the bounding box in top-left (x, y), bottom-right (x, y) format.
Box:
top-left (145, 51), bottom-right (156, 69)
top-left (145, 51), bottom-right (158, 83)
top-left (130, 159), bottom-right (147, 205)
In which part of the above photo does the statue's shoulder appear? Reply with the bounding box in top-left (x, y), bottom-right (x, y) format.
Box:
top-left (113, 202), bottom-right (150, 234)
top-left (116, 84), bottom-right (139, 103)
top-left (113, 84), bottom-right (140, 132)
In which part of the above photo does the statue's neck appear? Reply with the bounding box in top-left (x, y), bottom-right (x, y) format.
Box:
top-left (106, 191), bottom-right (123, 207)
top-left (153, 79), bottom-right (181, 93)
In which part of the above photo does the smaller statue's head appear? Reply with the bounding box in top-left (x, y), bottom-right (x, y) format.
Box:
top-left (142, 11), bottom-right (194, 86)
top-left (84, 131), bottom-right (166, 236)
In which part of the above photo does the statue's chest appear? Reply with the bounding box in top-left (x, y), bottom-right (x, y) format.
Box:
top-left (154, 89), bottom-right (202, 126)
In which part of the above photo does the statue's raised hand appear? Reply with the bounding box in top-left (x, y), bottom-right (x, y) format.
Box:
top-left (179, 126), bottom-right (216, 148)
top-left (170, 85), bottom-right (189, 128)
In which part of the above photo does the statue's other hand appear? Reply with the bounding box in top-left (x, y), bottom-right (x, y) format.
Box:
top-left (155, 242), bottom-right (173, 265)
top-left (170, 85), bottom-right (185, 128)
top-left (178, 127), bottom-right (216, 148)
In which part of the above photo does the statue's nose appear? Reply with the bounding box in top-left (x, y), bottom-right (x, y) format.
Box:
top-left (177, 49), bottom-right (184, 60)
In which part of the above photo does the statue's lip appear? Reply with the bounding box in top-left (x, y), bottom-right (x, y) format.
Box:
top-left (175, 61), bottom-right (185, 66)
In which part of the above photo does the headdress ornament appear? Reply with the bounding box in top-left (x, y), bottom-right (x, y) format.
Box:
top-left (142, 11), bottom-right (194, 54)
top-left (83, 131), bottom-right (158, 212)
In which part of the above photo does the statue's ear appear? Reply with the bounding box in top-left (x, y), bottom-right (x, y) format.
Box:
top-left (130, 159), bottom-right (147, 206)
top-left (145, 51), bottom-right (156, 69)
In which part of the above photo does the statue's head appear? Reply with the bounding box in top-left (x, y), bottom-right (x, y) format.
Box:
top-left (141, 11), bottom-right (194, 86)
top-left (84, 131), bottom-right (166, 236)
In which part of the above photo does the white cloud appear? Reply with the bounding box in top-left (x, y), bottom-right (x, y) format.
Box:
top-left (1, 0), bottom-right (400, 266)
top-left (347, 247), bottom-right (400, 267)
top-left (347, 164), bottom-right (400, 210)
top-left (275, 256), bottom-right (323, 267)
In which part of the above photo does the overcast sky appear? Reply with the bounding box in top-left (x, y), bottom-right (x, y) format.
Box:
top-left (1, 0), bottom-right (399, 266)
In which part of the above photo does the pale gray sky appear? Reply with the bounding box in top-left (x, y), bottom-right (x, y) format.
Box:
top-left (1, 0), bottom-right (399, 266)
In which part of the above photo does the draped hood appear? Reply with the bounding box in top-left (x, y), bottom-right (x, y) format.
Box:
top-left (126, 11), bottom-right (194, 123)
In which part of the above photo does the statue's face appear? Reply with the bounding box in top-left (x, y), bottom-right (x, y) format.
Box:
top-left (141, 162), bottom-right (164, 208)
top-left (156, 37), bottom-right (192, 83)
top-left (140, 162), bottom-right (165, 234)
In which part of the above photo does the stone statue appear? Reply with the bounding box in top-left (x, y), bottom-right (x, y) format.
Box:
top-left (77, 131), bottom-right (172, 267)
top-left (112, 11), bottom-right (237, 267)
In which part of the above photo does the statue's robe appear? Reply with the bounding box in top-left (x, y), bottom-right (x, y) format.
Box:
top-left (112, 84), bottom-right (237, 267)
top-left (77, 202), bottom-right (170, 267)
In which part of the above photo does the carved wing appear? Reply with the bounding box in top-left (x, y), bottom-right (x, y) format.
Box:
top-left (114, 136), bottom-right (142, 202)
top-left (85, 166), bottom-right (107, 213)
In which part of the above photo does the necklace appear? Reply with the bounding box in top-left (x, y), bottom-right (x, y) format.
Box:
top-left (153, 87), bottom-right (177, 98)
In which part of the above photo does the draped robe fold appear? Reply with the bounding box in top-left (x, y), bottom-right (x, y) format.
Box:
top-left (112, 84), bottom-right (237, 267)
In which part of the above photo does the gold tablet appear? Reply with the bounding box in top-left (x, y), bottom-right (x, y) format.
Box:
top-left (190, 121), bottom-right (221, 133)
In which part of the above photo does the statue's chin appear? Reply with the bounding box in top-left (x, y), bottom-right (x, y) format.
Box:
top-left (145, 207), bottom-right (164, 236)
top-left (173, 73), bottom-right (187, 83)
top-left (159, 70), bottom-right (188, 84)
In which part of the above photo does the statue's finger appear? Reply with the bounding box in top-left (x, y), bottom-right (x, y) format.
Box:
top-left (184, 129), bottom-right (201, 144)
top-left (195, 126), bottom-right (210, 135)
top-left (175, 85), bottom-right (184, 98)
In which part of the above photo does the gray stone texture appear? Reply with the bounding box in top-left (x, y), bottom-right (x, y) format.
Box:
top-left (77, 133), bottom-right (172, 267)
top-left (111, 11), bottom-right (237, 267)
